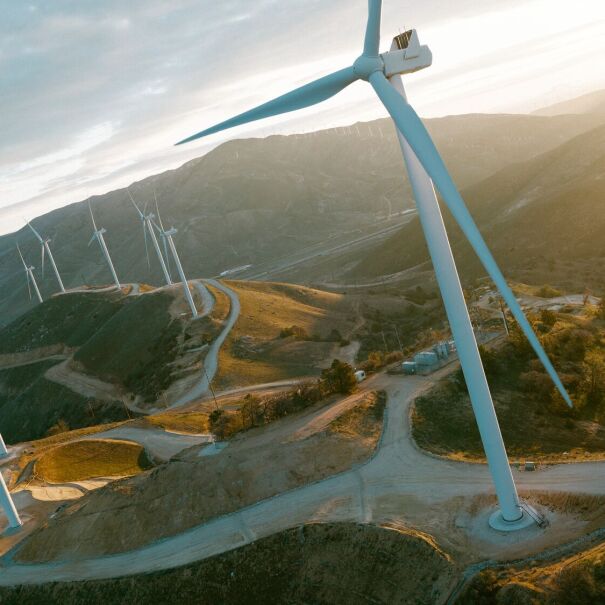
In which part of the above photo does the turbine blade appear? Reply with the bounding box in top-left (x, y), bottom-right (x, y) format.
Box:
top-left (143, 223), bottom-right (150, 273)
top-left (369, 70), bottom-right (572, 407)
top-left (88, 202), bottom-right (98, 231)
top-left (154, 192), bottom-right (166, 231)
top-left (127, 189), bottom-right (144, 218)
top-left (88, 233), bottom-right (96, 247)
top-left (363, 0), bottom-right (382, 56)
top-left (16, 243), bottom-right (27, 269)
top-left (26, 220), bottom-right (44, 243)
top-left (176, 66), bottom-right (358, 145)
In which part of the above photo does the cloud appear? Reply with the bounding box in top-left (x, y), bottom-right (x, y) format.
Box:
top-left (1, 0), bottom-right (604, 235)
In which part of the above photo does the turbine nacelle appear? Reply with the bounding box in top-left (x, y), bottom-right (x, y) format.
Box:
top-left (354, 29), bottom-right (431, 80)
top-left (382, 29), bottom-right (432, 77)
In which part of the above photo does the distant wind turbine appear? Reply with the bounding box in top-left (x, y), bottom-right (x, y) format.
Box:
top-left (25, 220), bottom-right (65, 293)
top-left (128, 190), bottom-right (172, 286)
top-left (16, 243), bottom-right (43, 304)
top-left (88, 202), bottom-right (121, 290)
top-left (176, 1), bottom-right (572, 530)
top-left (153, 202), bottom-right (198, 318)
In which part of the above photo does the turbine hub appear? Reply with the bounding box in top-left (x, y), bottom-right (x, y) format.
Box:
top-left (353, 55), bottom-right (384, 81)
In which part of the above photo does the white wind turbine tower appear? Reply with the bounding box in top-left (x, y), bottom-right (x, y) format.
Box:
top-left (153, 201), bottom-right (198, 318)
top-left (128, 191), bottom-right (172, 286)
top-left (175, 1), bottom-right (574, 530)
top-left (0, 434), bottom-right (22, 529)
top-left (16, 244), bottom-right (43, 304)
top-left (88, 202), bottom-right (121, 290)
top-left (26, 220), bottom-right (65, 293)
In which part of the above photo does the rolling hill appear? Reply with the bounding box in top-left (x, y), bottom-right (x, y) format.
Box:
top-left (1, 107), bottom-right (599, 326)
top-left (0, 287), bottom-right (191, 442)
top-left (349, 121), bottom-right (605, 292)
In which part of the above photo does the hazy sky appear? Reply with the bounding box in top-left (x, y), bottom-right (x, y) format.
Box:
top-left (1, 0), bottom-right (604, 235)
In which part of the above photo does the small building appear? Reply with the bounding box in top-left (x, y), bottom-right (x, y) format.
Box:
top-left (401, 361), bottom-right (417, 375)
top-left (414, 350), bottom-right (440, 375)
top-left (433, 341), bottom-right (449, 360)
top-left (354, 370), bottom-right (366, 383)
top-left (414, 351), bottom-right (439, 365)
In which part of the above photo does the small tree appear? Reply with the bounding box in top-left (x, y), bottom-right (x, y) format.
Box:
top-left (240, 394), bottom-right (262, 428)
top-left (321, 359), bottom-right (357, 395)
top-left (540, 308), bottom-right (557, 328)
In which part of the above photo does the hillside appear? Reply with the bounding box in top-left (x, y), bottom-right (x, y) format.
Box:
top-left (349, 122), bottom-right (605, 291)
top-left (0, 524), bottom-right (456, 605)
top-left (532, 88), bottom-right (605, 117)
top-left (0, 287), bottom-right (192, 442)
top-left (412, 301), bottom-right (605, 463)
top-left (0, 111), bottom-right (597, 326)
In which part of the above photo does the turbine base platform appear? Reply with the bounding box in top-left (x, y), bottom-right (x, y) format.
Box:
top-left (488, 509), bottom-right (536, 532)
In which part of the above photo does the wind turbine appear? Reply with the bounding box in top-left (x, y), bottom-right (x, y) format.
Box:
top-left (128, 190), bottom-right (172, 286)
top-left (88, 202), bottom-right (121, 290)
top-left (25, 220), bottom-right (65, 293)
top-left (176, 1), bottom-right (573, 530)
top-left (16, 244), bottom-right (43, 304)
top-left (0, 434), bottom-right (22, 529)
top-left (153, 203), bottom-right (198, 318)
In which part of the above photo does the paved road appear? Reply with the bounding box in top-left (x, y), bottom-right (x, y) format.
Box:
top-left (171, 280), bottom-right (240, 408)
top-left (2, 368), bottom-right (605, 585)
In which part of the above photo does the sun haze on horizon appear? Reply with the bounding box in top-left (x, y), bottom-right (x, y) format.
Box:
top-left (1, 0), bottom-right (604, 235)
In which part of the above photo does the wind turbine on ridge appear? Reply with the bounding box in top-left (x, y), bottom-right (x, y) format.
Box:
top-left (0, 433), bottom-right (22, 529)
top-left (176, 0), bottom-right (573, 530)
top-left (25, 220), bottom-right (65, 293)
top-left (87, 202), bottom-right (121, 290)
top-left (152, 200), bottom-right (198, 318)
top-left (128, 190), bottom-right (173, 286)
top-left (16, 243), bottom-right (43, 304)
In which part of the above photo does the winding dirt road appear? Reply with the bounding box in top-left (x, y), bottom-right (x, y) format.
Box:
top-left (1, 367), bottom-right (605, 585)
top-left (171, 279), bottom-right (240, 408)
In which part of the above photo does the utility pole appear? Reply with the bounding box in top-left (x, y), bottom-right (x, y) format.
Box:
top-left (393, 324), bottom-right (404, 353)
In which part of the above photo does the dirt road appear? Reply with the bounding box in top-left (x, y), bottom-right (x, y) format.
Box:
top-left (171, 279), bottom-right (240, 408)
top-left (2, 367), bottom-right (605, 585)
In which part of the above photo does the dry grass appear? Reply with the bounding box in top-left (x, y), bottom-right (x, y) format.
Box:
top-left (34, 439), bottom-right (152, 483)
top-left (14, 422), bottom-right (127, 483)
top-left (215, 281), bottom-right (354, 390)
top-left (225, 280), bottom-right (350, 339)
top-left (143, 411), bottom-right (209, 434)
top-left (206, 284), bottom-right (231, 322)
top-left (328, 391), bottom-right (386, 443)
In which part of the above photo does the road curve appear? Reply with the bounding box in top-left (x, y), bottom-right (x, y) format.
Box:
top-left (2, 369), bottom-right (605, 585)
top-left (171, 279), bottom-right (240, 408)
